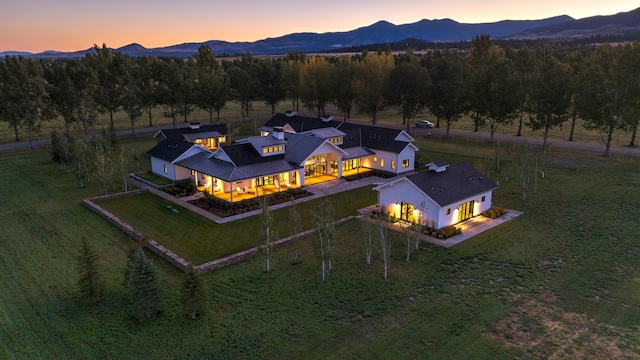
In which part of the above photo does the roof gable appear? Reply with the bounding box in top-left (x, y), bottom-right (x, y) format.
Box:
top-left (147, 138), bottom-right (202, 162)
top-left (405, 162), bottom-right (498, 206)
top-left (155, 124), bottom-right (228, 141)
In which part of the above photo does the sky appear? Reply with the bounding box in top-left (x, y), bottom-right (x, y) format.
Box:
top-left (1, 1), bottom-right (638, 53)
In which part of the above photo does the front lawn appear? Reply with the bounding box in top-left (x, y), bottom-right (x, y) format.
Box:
top-left (97, 186), bottom-right (377, 265)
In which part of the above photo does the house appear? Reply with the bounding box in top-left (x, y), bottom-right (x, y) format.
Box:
top-left (373, 161), bottom-right (498, 229)
top-left (146, 113), bottom-right (419, 202)
top-left (153, 122), bottom-right (227, 150)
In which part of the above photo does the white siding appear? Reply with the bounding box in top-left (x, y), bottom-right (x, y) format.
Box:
top-left (396, 145), bottom-right (416, 174)
top-left (150, 157), bottom-right (175, 180)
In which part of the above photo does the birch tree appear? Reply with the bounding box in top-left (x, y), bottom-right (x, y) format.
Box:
top-left (361, 218), bottom-right (374, 265)
top-left (376, 207), bottom-right (390, 280)
top-left (258, 195), bottom-right (273, 273)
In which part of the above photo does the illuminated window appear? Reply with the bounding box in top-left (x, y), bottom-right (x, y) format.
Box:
top-left (163, 164), bottom-right (168, 174)
top-left (402, 159), bottom-right (409, 168)
top-left (446, 208), bottom-right (450, 215)
top-left (373, 156), bottom-right (377, 162)
top-left (391, 160), bottom-right (396, 169)
top-left (380, 158), bottom-right (384, 167)
top-left (191, 170), bottom-right (195, 176)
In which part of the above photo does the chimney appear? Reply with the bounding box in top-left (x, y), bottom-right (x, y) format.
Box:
top-left (285, 110), bottom-right (297, 117)
top-left (188, 122), bottom-right (201, 130)
top-left (272, 126), bottom-right (285, 140)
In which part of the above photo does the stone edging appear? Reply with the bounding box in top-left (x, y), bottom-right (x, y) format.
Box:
top-left (84, 188), bottom-right (358, 273)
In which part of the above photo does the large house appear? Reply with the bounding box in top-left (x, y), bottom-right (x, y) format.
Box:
top-left (373, 161), bottom-right (498, 229)
top-left (147, 112), bottom-right (418, 202)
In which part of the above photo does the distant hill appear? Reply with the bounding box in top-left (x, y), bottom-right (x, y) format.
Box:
top-left (6, 7), bottom-right (640, 58)
top-left (511, 7), bottom-right (640, 39)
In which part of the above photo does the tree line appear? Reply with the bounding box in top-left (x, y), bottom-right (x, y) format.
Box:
top-left (2, 37), bottom-right (640, 156)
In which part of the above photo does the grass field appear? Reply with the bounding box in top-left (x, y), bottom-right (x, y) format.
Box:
top-left (1, 135), bottom-right (639, 359)
top-left (96, 186), bottom-right (376, 265)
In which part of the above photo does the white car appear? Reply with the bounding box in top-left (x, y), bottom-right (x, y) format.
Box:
top-left (416, 120), bottom-right (434, 128)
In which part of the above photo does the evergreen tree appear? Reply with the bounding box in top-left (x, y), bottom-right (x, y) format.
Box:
top-left (125, 248), bottom-right (163, 320)
top-left (77, 238), bottom-right (104, 302)
top-left (182, 266), bottom-right (209, 320)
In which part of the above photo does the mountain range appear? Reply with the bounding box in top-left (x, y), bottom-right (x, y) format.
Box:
top-left (3, 7), bottom-right (639, 58)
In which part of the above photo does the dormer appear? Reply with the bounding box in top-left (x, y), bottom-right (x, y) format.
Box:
top-left (426, 160), bottom-right (450, 173)
top-left (321, 114), bottom-right (334, 122)
top-left (285, 110), bottom-right (297, 117)
top-left (188, 122), bottom-right (201, 130)
top-left (300, 128), bottom-right (345, 145)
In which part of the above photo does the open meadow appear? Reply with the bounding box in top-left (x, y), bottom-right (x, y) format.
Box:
top-left (1, 135), bottom-right (639, 359)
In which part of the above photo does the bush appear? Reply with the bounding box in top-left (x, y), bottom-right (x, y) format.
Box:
top-left (482, 207), bottom-right (506, 219)
top-left (162, 180), bottom-right (197, 197)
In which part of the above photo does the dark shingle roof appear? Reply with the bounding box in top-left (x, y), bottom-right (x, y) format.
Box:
top-left (222, 143), bottom-right (285, 167)
top-left (156, 124), bottom-right (227, 141)
top-left (338, 122), bottom-right (409, 153)
top-left (262, 113), bottom-right (342, 133)
top-left (147, 138), bottom-right (198, 162)
top-left (406, 162), bottom-right (498, 207)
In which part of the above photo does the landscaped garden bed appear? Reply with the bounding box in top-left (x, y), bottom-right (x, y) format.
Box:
top-left (343, 169), bottom-right (395, 181)
top-left (161, 179), bottom-right (197, 197)
top-left (368, 210), bottom-right (462, 239)
top-left (189, 188), bottom-right (312, 217)
top-left (482, 207), bottom-right (506, 219)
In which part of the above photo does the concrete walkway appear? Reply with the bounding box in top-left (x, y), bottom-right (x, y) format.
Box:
top-left (358, 205), bottom-right (523, 248)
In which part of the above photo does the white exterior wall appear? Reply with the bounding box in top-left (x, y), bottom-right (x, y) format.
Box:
top-left (174, 166), bottom-right (192, 180)
top-left (150, 157), bottom-right (175, 180)
top-left (396, 146), bottom-right (416, 174)
top-left (377, 180), bottom-right (494, 229)
top-left (437, 190), bottom-right (494, 228)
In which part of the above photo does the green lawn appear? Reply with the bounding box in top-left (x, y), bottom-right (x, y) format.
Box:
top-left (96, 186), bottom-right (376, 265)
top-left (1, 136), bottom-right (639, 359)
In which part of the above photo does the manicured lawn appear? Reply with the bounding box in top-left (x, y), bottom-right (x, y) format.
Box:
top-left (97, 186), bottom-right (377, 265)
top-left (1, 136), bottom-right (639, 359)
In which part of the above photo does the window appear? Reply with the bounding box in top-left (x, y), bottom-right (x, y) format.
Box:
top-left (391, 160), bottom-right (396, 170)
top-left (481, 196), bottom-right (486, 202)
top-left (380, 158), bottom-right (384, 167)
top-left (445, 208), bottom-right (450, 215)
top-left (402, 159), bottom-right (409, 168)
top-left (373, 156), bottom-right (377, 162)
top-left (191, 170), bottom-right (195, 176)
top-left (163, 164), bottom-right (168, 174)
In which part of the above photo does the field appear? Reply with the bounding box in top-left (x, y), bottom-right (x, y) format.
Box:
top-left (1, 136), bottom-right (639, 359)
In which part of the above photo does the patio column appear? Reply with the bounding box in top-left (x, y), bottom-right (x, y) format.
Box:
top-left (338, 160), bottom-right (343, 178)
top-left (229, 182), bottom-right (234, 202)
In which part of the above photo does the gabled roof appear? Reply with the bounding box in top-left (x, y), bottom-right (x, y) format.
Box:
top-left (284, 133), bottom-right (348, 165)
top-left (300, 127), bottom-right (345, 139)
top-left (147, 138), bottom-right (200, 162)
top-left (337, 122), bottom-right (411, 153)
top-left (154, 124), bottom-right (227, 141)
top-left (220, 143), bottom-right (285, 167)
top-left (177, 152), bottom-right (299, 182)
top-left (404, 162), bottom-right (498, 207)
top-left (261, 113), bottom-right (342, 133)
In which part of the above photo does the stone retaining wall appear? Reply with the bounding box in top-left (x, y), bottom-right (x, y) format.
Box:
top-left (83, 191), bottom-right (189, 272)
top-left (84, 189), bottom-right (360, 274)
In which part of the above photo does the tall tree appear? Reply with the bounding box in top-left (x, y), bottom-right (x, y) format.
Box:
top-left (228, 66), bottom-right (254, 122)
top-left (314, 197), bottom-right (335, 282)
top-left (137, 56), bottom-right (161, 127)
top-left (578, 44), bottom-right (630, 157)
top-left (194, 44), bottom-right (227, 123)
top-left (1, 56), bottom-right (52, 148)
top-left (125, 248), bottom-right (164, 321)
top-left (156, 58), bottom-right (182, 128)
top-left (121, 57), bottom-right (144, 136)
top-left (282, 52), bottom-right (305, 111)
top-left (257, 60), bottom-right (285, 115)
top-left (299, 56), bottom-right (332, 118)
top-left (181, 266), bottom-right (209, 320)
top-left (527, 49), bottom-right (572, 162)
top-left (76, 238), bottom-right (104, 302)
top-left (258, 195), bottom-right (273, 273)
top-left (384, 60), bottom-right (430, 132)
top-left (425, 50), bottom-right (469, 138)
top-left (353, 52), bottom-right (395, 125)
top-left (508, 47), bottom-right (535, 137)
top-left (177, 58), bottom-right (197, 123)
top-left (86, 44), bottom-right (127, 131)
top-left (331, 55), bottom-right (356, 120)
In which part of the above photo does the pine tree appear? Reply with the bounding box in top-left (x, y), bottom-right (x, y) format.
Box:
top-left (126, 248), bottom-right (163, 320)
top-left (77, 238), bottom-right (104, 302)
top-left (182, 266), bottom-right (209, 320)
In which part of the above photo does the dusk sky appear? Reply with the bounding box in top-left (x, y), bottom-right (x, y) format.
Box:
top-left (1, 1), bottom-right (638, 53)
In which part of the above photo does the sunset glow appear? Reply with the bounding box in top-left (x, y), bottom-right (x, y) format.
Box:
top-left (1, 1), bottom-right (637, 53)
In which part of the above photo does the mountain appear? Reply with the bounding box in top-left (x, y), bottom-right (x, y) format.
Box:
top-left (511, 7), bottom-right (640, 39)
top-left (7, 7), bottom-right (639, 58)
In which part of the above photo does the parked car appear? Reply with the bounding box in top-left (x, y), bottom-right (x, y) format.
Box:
top-left (416, 120), bottom-right (434, 128)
